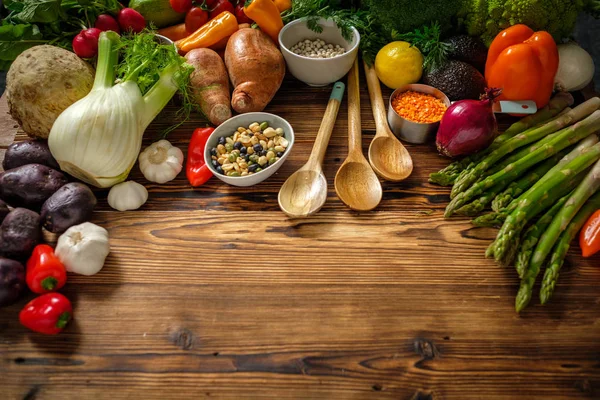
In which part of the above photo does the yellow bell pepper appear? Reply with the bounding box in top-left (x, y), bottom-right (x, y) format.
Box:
top-left (273, 0), bottom-right (292, 12)
top-left (244, 0), bottom-right (283, 44)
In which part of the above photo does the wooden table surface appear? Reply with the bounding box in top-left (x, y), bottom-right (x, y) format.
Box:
top-left (0, 70), bottom-right (599, 399)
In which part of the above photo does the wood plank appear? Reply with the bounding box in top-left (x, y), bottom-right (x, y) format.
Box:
top-left (1, 69), bottom-right (599, 400)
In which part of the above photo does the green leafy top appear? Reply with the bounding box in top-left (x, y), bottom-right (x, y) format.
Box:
top-left (393, 22), bottom-right (454, 72)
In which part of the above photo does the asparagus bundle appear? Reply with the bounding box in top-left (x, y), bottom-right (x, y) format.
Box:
top-left (445, 111), bottom-right (600, 218)
top-left (429, 93), bottom-right (574, 186)
top-left (516, 159), bottom-right (600, 312)
top-left (450, 98), bottom-right (599, 199)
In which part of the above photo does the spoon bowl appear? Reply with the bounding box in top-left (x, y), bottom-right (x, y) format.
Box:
top-left (368, 135), bottom-right (413, 181)
top-left (278, 169), bottom-right (328, 218)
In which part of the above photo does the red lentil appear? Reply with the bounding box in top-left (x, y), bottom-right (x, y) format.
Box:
top-left (391, 90), bottom-right (447, 124)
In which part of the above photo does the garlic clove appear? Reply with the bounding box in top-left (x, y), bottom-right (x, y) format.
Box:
top-left (107, 181), bottom-right (148, 211)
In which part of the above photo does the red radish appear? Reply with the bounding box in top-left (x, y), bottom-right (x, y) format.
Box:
top-left (72, 28), bottom-right (102, 58)
top-left (234, 4), bottom-right (252, 24)
top-left (118, 8), bottom-right (146, 33)
top-left (170, 0), bottom-right (193, 13)
top-left (209, 0), bottom-right (234, 20)
top-left (435, 88), bottom-right (502, 158)
top-left (95, 14), bottom-right (121, 33)
top-left (185, 7), bottom-right (209, 33)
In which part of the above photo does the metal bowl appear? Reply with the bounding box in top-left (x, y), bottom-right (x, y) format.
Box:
top-left (387, 84), bottom-right (451, 144)
top-left (154, 34), bottom-right (174, 47)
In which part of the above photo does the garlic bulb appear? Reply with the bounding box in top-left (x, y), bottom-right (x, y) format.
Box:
top-left (138, 140), bottom-right (184, 184)
top-left (55, 222), bottom-right (110, 276)
top-left (107, 181), bottom-right (148, 211)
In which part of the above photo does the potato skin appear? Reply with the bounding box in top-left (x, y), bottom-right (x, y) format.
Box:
top-left (185, 48), bottom-right (232, 126)
top-left (0, 208), bottom-right (41, 260)
top-left (0, 164), bottom-right (68, 210)
top-left (41, 182), bottom-right (97, 233)
top-left (225, 28), bottom-right (285, 113)
top-left (0, 257), bottom-right (26, 307)
top-left (3, 140), bottom-right (60, 171)
top-left (7, 45), bottom-right (94, 139)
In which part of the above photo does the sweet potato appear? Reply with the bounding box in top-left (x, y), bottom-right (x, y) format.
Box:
top-left (225, 28), bottom-right (285, 113)
top-left (185, 48), bottom-right (232, 126)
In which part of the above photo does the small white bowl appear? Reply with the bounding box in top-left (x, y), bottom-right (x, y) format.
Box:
top-left (279, 18), bottom-right (360, 87)
top-left (204, 113), bottom-right (295, 187)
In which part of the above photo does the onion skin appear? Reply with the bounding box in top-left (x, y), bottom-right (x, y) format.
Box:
top-left (436, 89), bottom-right (500, 158)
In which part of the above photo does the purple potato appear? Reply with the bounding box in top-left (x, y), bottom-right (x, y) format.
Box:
top-left (0, 208), bottom-right (41, 260)
top-left (2, 140), bottom-right (60, 171)
top-left (0, 257), bottom-right (26, 307)
top-left (41, 182), bottom-right (97, 233)
top-left (0, 164), bottom-right (67, 210)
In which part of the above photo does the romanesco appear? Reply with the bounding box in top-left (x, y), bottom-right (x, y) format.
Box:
top-left (458, 0), bottom-right (600, 45)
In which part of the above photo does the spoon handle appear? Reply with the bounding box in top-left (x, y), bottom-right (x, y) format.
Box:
top-left (347, 58), bottom-right (362, 154)
top-left (308, 81), bottom-right (345, 169)
top-left (363, 60), bottom-right (388, 138)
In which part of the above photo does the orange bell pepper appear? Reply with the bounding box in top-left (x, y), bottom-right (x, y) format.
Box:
top-left (485, 24), bottom-right (559, 110)
top-left (580, 210), bottom-right (600, 258)
top-left (158, 23), bottom-right (190, 42)
top-left (244, 0), bottom-right (283, 44)
top-left (272, 0), bottom-right (292, 12)
top-left (176, 11), bottom-right (239, 54)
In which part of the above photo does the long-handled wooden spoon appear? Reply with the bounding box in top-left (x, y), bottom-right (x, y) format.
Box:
top-left (278, 82), bottom-right (346, 218)
top-left (364, 60), bottom-right (413, 181)
top-left (335, 59), bottom-right (382, 211)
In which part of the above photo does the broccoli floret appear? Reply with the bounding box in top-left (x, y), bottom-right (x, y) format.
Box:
top-left (459, 0), bottom-right (600, 45)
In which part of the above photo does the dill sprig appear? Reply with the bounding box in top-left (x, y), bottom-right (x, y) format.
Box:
top-left (392, 22), bottom-right (454, 72)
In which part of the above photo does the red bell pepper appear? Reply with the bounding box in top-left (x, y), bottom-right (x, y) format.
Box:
top-left (580, 210), bottom-right (600, 258)
top-left (187, 127), bottom-right (215, 187)
top-left (26, 244), bottom-right (67, 294)
top-left (20, 293), bottom-right (72, 335)
top-left (485, 24), bottom-right (559, 110)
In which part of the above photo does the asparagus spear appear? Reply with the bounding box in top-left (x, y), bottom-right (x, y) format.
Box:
top-left (456, 185), bottom-right (504, 216)
top-left (429, 93), bottom-right (573, 186)
top-left (516, 158), bottom-right (600, 312)
top-left (445, 110), bottom-right (600, 218)
top-left (491, 153), bottom-right (567, 212)
top-left (501, 92), bottom-right (574, 139)
top-left (514, 194), bottom-right (571, 278)
top-left (451, 98), bottom-right (600, 198)
top-left (539, 191), bottom-right (600, 305)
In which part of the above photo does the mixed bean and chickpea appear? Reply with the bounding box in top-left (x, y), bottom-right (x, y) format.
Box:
top-left (210, 122), bottom-right (289, 177)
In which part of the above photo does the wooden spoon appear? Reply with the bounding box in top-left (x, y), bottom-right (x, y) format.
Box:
top-left (335, 59), bottom-right (382, 211)
top-left (278, 82), bottom-right (346, 218)
top-left (364, 60), bottom-right (413, 182)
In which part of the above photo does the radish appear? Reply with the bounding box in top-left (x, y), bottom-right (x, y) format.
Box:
top-left (95, 14), bottom-right (121, 34)
top-left (72, 28), bottom-right (102, 58)
top-left (118, 8), bottom-right (146, 33)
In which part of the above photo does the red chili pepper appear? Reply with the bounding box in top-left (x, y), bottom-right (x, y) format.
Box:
top-left (580, 209), bottom-right (600, 258)
top-left (187, 127), bottom-right (215, 187)
top-left (19, 293), bottom-right (72, 335)
top-left (26, 244), bottom-right (67, 294)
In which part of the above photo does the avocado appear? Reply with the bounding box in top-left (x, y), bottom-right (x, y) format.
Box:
top-left (423, 60), bottom-right (486, 101)
top-left (447, 35), bottom-right (488, 72)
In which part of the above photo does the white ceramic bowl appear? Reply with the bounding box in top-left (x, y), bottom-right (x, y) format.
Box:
top-left (204, 113), bottom-right (295, 187)
top-left (279, 18), bottom-right (360, 87)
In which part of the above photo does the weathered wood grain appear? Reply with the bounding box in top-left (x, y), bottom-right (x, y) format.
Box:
top-left (0, 70), bottom-right (599, 400)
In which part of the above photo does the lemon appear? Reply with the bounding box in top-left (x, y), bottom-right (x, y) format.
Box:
top-left (374, 41), bottom-right (424, 89)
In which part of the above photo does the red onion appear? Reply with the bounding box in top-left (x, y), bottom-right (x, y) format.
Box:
top-left (436, 88), bottom-right (501, 158)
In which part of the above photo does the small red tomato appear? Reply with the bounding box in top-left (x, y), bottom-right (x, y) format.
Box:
top-left (170, 0), bottom-right (193, 14)
top-left (185, 7), bottom-right (209, 33)
top-left (94, 14), bottom-right (120, 33)
top-left (204, 0), bottom-right (219, 8)
top-left (209, 0), bottom-right (234, 20)
top-left (19, 293), bottom-right (73, 335)
top-left (234, 4), bottom-right (252, 24)
top-left (72, 28), bottom-right (102, 58)
top-left (118, 8), bottom-right (146, 33)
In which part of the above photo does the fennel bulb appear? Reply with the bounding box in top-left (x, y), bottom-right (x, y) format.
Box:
top-left (49, 31), bottom-right (190, 188)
